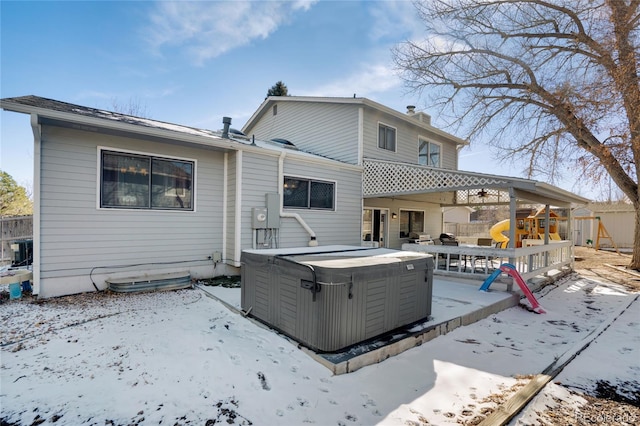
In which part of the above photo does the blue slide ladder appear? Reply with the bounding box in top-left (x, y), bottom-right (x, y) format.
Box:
top-left (479, 263), bottom-right (545, 314)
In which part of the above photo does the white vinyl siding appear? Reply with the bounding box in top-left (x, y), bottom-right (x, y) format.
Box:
top-left (239, 152), bottom-right (279, 250)
top-left (280, 160), bottom-right (362, 248)
top-left (239, 152), bottom-right (362, 250)
top-left (244, 101), bottom-right (360, 164)
top-left (245, 99), bottom-right (462, 169)
top-left (38, 126), bottom-right (224, 284)
top-left (363, 108), bottom-right (458, 169)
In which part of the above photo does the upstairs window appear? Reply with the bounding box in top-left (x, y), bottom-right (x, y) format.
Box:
top-left (378, 123), bottom-right (396, 151)
top-left (419, 139), bottom-right (441, 167)
top-left (283, 177), bottom-right (335, 210)
top-left (101, 150), bottom-right (194, 211)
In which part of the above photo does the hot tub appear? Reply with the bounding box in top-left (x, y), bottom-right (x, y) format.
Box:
top-left (241, 246), bottom-right (433, 352)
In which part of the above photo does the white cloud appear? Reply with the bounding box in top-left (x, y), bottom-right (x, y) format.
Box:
top-left (368, 2), bottom-right (458, 54)
top-left (300, 62), bottom-right (402, 98)
top-left (367, 1), bottom-right (425, 42)
top-left (144, 0), bottom-right (318, 65)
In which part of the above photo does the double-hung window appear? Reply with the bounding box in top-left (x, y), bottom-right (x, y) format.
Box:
top-left (399, 210), bottom-right (424, 238)
top-left (378, 123), bottom-right (396, 151)
top-left (283, 177), bottom-right (335, 210)
top-left (100, 150), bottom-right (194, 211)
top-left (419, 139), bottom-right (441, 167)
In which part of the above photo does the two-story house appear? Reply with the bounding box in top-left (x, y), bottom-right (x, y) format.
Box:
top-left (1, 95), bottom-right (587, 298)
top-left (243, 96), bottom-right (588, 251)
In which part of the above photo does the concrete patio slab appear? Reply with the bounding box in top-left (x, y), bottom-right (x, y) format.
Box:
top-left (198, 277), bottom-right (519, 374)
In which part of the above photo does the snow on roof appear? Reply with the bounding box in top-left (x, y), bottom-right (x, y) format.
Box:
top-left (0, 95), bottom-right (349, 165)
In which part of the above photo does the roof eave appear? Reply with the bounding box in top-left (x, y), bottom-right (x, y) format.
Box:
top-left (1, 98), bottom-right (237, 151)
top-left (242, 96), bottom-right (469, 146)
top-left (534, 182), bottom-right (591, 206)
top-left (1, 98), bottom-right (361, 171)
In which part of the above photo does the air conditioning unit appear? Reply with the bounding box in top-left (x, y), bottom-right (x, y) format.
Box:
top-left (11, 239), bottom-right (33, 267)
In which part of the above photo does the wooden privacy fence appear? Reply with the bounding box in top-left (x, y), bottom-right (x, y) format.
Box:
top-left (1, 216), bottom-right (33, 265)
top-left (444, 222), bottom-right (492, 238)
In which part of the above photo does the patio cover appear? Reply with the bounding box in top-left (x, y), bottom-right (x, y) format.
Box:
top-left (363, 159), bottom-right (590, 208)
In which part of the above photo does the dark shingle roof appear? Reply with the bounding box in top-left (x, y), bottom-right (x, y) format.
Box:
top-left (1, 95), bottom-right (222, 139)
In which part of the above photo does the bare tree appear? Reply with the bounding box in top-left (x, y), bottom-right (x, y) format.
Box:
top-left (111, 96), bottom-right (150, 118)
top-left (393, 0), bottom-right (639, 270)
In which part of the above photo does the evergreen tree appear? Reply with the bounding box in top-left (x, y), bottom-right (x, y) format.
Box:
top-left (1, 171), bottom-right (33, 216)
top-left (266, 81), bottom-right (289, 97)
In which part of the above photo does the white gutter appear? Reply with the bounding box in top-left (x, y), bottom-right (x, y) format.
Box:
top-left (30, 113), bottom-right (41, 295)
top-left (278, 152), bottom-right (318, 246)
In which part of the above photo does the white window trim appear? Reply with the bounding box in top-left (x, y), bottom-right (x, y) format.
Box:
top-left (377, 121), bottom-right (397, 153)
top-left (418, 137), bottom-right (443, 167)
top-left (96, 146), bottom-right (197, 212)
top-left (283, 174), bottom-right (338, 212)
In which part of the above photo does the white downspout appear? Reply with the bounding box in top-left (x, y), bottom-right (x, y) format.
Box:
top-left (222, 152), bottom-right (228, 262)
top-left (278, 152), bottom-right (318, 246)
top-left (30, 113), bottom-right (41, 295)
top-left (357, 107), bottom-right (364, 166)
top-left (233, 151), bottom-right (243, 266)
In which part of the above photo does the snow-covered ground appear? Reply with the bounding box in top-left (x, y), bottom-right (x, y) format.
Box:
top-left (1, 271), bottom-right (638, 425)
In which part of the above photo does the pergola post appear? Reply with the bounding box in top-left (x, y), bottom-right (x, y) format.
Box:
top-left (544, 205), bottom-right (550, 268)
top-left (507, 188), bottom-right (516, 292)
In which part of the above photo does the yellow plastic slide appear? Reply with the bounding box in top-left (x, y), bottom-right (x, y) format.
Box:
top-left (490, 219), bottom-right (510, 248)
top-left (539, 233), bottom-right (562, 240)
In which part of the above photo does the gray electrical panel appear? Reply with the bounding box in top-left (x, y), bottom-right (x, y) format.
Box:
top-left (265, 193), bottom-right (280, 229)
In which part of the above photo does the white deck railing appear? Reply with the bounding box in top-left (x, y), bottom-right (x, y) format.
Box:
top-left (402, 240), bottom-right (574, 285)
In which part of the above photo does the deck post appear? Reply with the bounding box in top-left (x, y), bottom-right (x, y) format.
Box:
top-left (507, 188), bottom-right (517, 291)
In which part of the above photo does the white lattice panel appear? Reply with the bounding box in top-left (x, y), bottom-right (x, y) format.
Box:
top-left (363, 159), bottom-right (512, 200)
top-left (456, 187), bottom-right (513, 204)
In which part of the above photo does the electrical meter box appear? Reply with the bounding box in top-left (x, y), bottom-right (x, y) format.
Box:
top-left (252, 207), bottom-right (268, 229)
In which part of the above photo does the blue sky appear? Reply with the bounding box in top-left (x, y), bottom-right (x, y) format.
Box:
top-left (0, 0), bottom-right (606, 200)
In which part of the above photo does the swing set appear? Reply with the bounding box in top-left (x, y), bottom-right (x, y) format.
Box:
top-left (575, 216), bottom-right (620, 254)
